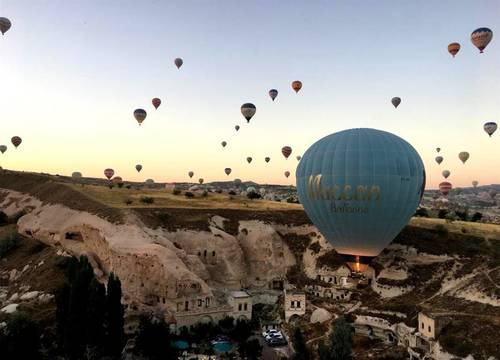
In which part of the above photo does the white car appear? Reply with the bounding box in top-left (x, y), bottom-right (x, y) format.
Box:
top-left (262, 329), bottom-right (281, 338)
top-left (265, 332), bottom-right (284, 342)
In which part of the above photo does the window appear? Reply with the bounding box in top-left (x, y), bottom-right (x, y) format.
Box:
top-left (198, 299), bottom-right (202, 307)
top-left (428, 326), bottom-right (431, 333)
top-left (162, 297), bottom-right (165, 304)
top-left (238, 304), bottom-right (242, 311)
top-left (204, 250), bottom-right (207, 257)
top-left (212, 250), bottom-right (216, 256)
top-left (205, 297), bottom-right (210, 307)
top-left (184, 301), bottom-right (189, 311)
top-left (421, 322), bottom-right (424, 329)
top-left (244, 303), bottom-right (248, 311)
top-left (291, 301), bottom-right (295, 308)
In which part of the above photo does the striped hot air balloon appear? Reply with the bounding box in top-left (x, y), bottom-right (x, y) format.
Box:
top-left (104, 168), bottom-right (114, 180)
top-left (241, 103), bottom-right (256, 123)
top-left (484, 122), bottom-right (497, 137)
top-left (134, 109), bottom-right (147, 125)
top-left (152, 98), bottom-right (161, 109)
top-left (281, 146), bottom-right (292, 159)
top-left (471, 27), bottom-right (493, 53)
top-left (447, 42), bottom-right (460, 57)
top-left (269, 89), bottom-right (278, 101)
top-left (439, 181), bottom-right (452, 196)
top-left (11, 136), bottom-right (22, 148)
top-left (292, 81), bottom-right (302, 93)
top-left (0, 17), bottom-right (11, 35)
top-left (174, 58), bottom-right (183, 69)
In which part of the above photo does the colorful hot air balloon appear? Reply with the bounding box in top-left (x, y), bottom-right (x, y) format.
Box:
top-left (292, 81), bottom-right (302, 93)
top-left (442, 170), bottom-right (450, 179)
top-left (439, 181), bottom-right (452, 196)
top-left (269, 89), bottom-right (278, 101)
top-left (0, 17), bottom-right (11, 35)
top-left (435, 156), bottom-right (443, 165)
top-left (174, 58), bottom-right (183, 69)
top-left (282, 146), bottom-right (292, 159)
top-left (104, 168), bottom-right (115, 180)
top-left (296, 128), bottom-right (425, 259)
top-left (224, 168), bottom-right (232, 176)
top-left (11, 136), bottom-right (22, 148)
top-left (235, 125), bottom-right (240, 131)
top-left (241, 103), bottom-right (256, 123)
top-left (0, 145), bottom-right (6, 154)
top-left (296, 155), bottom-right (302, 161)
top-left (472, 180), bottom-right (479, 188)
top-left (246, 157), bottom-right (252, 164)
top-left (72, 172), bottom-right (82, 179)
top-left (458, 152), bottom-right (469, 164)
top-left (391, 97), bottom-right (401, 108)
top-left (471, 27), bottom-right (493, 53)
top-left (152, 98), bottom-right (161, 109)
top-left (484, 122), bottom-right (497, 137)
top-left (436, 148), bottom-right (441, 153)
top-left (136, 164), bottom-right (142, 172)
top-left (265, 157), bottom-right (270, 163)
top-left (284, 171), bottom-right (290, 178)
top-left (134, 109), bottom-right (147, 125)
top-left (188, 171), bottom-right (194, 178)
top-left (198, 178), bottom-right (204, 185)
top-left (221, 141), bottom-right (227, 148)
top-left (447, 42), bottom-right (461, 57)
top-left (112, 176), bottom-right (123, 185)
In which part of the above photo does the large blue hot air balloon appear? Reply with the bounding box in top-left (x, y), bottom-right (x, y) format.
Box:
top-left (296, 128), bottom-right (425, 260)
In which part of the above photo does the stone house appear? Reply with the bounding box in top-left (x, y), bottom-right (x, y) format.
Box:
top-left (284, 290), bottom-right (306, 322)
top-left (228, 291), bottom-right (252, 321)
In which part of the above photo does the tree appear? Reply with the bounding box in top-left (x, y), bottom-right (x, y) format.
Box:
top-left (328, 316), bottom-right (353, 360)
top-left (246, 191), bottom-right (261, 200)
top-left (414, 207), bottom-right (429, 217)
top-left (106, 272), bottom-right (125, 358)
top-left (471, 212), bottom-right (483, 222)
top-left (291, 327), bottom-right (310, 360)
top-left (0, 312), bottom-right (41, 359)
top-left (438, 209), bottom-right (448, 219)
top-left (239, 338), bottom-right (262, 359)
top-left (135, 314), bottom-right (177, 360)
top-left (231, 319), bottom-right (252, 344)
top-left (86, 278), bottom-right (106, 354)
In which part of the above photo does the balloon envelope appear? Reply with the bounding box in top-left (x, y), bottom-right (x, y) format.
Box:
top-left (265, 157), bottom-right (270, 163)
top-left (296, 128), bottom-right (425, 258)
top-left (436, 148), bottom-right (441, 153)
top-left (284, 171), bottom-right (290, 178)
top-left (458, 152), bottom-right (469, 164)
top-left (225, 168), bottom-right (232, 176)
top-left (442, 170), bottom-right (450, 179)
top-left (292, 81), bottom-right (302, 93)
top-left (235, 125), bottom-right (240, 131)
top-left (447, 42), bottom-right (460, 57)
top-left (104, 168), bottom-right (114, 180)
top-left (0, 17), bottom-right (11, 35)
top-left (198, 178), bottom-right (204, 184)
top-left (241, 103), bottom-right (256, 123)
top-left (11, 136), bottom-right (22, 148)
top-left (152, 98), bottom-right (161, 109)
top-left (484, 122), bottom-right (497, 137)
top-left (246, 157), bottom-right (252, 164)
top-left (439, 181), bottom-right (452, 196)
top-left (391, 97), bottom-right (401, 108)
top-left (134, 109), bottom-right (147, 125)
top-left (72, 172), bottom-right (82, 178)
top-left (269, 89), bottom-right (278, 101)
top-left (188, 171), bottom-right (194, 178)
top-left (471, 27), bottom-right (493, 53)
top-left (0, 145), bottom-right (6, 154)
top-left (282, 146), bottom-right (292, 159)
top-left (174, 58), bottom-right (183, 68)
top-left (136, 164), bottom-right (142, 172)
top-left (472, 180), bottom-right (478, 188)
top-left (435, 156), bottom-right (443, 165)
top-left (221, 141), bottom-right (227, 148)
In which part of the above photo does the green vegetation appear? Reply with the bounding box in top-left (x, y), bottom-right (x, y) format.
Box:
top-left (247, 191), bottom-right (261, 200)
top-left (172, 188), bottom-right (182, 195)
top-left (140, 196), bottom-right (154, 204)
top-left (55, 256), bottom-right (124, 359)
top-left (184, 191), bottom-right (195, 198)
top-left (291, 327), bottom-right (311, 360)
top-left (135, 314), bottom-right (178, 360)
top-left (0, 230), bottom-right (20, 258)
top-left (319, 316), bottom-right (353, 360)
top-left (0, 312), bottom-right (41, 359)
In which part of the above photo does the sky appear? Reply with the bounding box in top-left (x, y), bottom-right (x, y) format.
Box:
top-left (0, 0), bottom-right (499, 188)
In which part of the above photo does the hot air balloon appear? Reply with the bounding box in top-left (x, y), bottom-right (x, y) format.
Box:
top-left (188, 171), bottom-right (194, 178)
top-left (439, 181), bottom-right (452, 196)
top-left (72, 172), bottom-right (82, 179)
top-left (241, 103), bottom-right (256, 123)
top-left (134, 109), bottom-right (147, 125)
top-left (391, 97), bottom-right (401, 108)
top-left (284, 171), bottom-right (290, 178)
top-left (174, 58), bottom-right (183, 69)
top-left (104, 168), bottom-right (114, 180)
top-left (472, 180), bottom-right (479, 188)
top-left (269, 89), bottom-right (278, 101)
top-left (136, 164), bottom-right (142, 172)
top-left (489, 189), bottom-right (498, 199)
top-left (112, 176), bottom-right (123, 185)
top-left (296, 155), bottom-right (302, 161)
top-left (292, 81), bottom-right (302, 93)
top-left (198, 178), bottom-right (204, 185)
top-left (152, 98), bottom-right (161, 109)
top-left (11, 136), bottom-right (22, 148)
top-left (265, 157), bottom-right (270, 163)
top-left (235, 125), bottom-right (240, 131)
top-left (296, 128), bottom-right (425, 260)
top-left (246, 157), bottom-right (252, 164)
top-left (0, 145), bottom-right (6, 154)
top-left (246, 186), bottom-right (256, 194)
top-left (282, 146), bottom-right (292, 159)
top-left (471, 27), bottom-right (493, 53)
top-left (0, 17), bottom-right (11, 35)
top-left (224, 168), bottom-right (232, 176)
top-left (458, 152), bottom-right (469, 164)
top-left (484, 122), bottom-right (497, 137)
top-left (145, 179), bottom-right (154, 184)
top-left (221, 141), bottom-right (227, 148)
top-left (442, 170), bottom-right (450, 179)
top-left (259, 188), bottom-right (266, 195)
top-left (436, 148), bottom-right (441, 153)
top-left (234, 179), bottom-right (242, 186)
top-left (447, 42), bottom-right (460, 57)
top-left (435, 156), bottom-right (443, 165)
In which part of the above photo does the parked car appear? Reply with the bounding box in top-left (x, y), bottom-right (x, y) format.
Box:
top-left (267, 337), bottom-right (287, 347)
top-left (262, 329), bottom-right (281, 338)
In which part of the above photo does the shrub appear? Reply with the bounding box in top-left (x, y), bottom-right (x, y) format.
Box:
top-left (434, 224), bottom-right (449, 237)
top-left (414, 207), bottom-right (429, 217)
top-left (215, 189), bottom-right (222, 194)
top-left (140, 196), bottom-right (154, 204)
top-left (247, 192), bottom-right (261, 200)
top-left (172, 189), bottom-right (181, 195)
top-left (124, 198), bottom-right (133, 206)
top-left (125, 185), bottom-right (132, 189)
top-left (0, 231), bottom-right (20, 258)
top-left (228, 190), bottom-right (236, 195)
top-left (184, 192), bottom-right (195, 198)
top-left (117, 183), bottom-right (124, 188)
top-left (0, 211), bottom-right (8, 225)
top-left (438, 209), bottom-right (448, 219)
top-left (470, 212), bottom-right (483, 222)
top-left (156, 211), bottom-right (170, 222)
top-left (202, 190), bottom-right (208, 197)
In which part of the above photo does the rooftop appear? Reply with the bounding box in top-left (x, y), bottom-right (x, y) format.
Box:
top-left (230, 291), bottom-right (250, 299)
